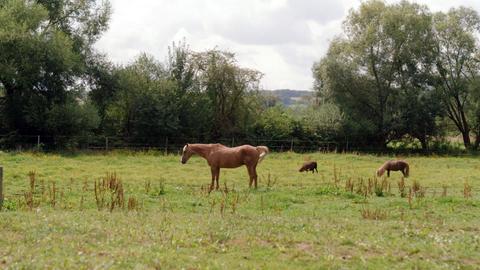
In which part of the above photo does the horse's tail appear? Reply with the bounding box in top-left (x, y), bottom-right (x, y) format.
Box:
top-left (405, 163), bottom-right (409, 177)
top-left (256, 146), bottom-right (269, 163)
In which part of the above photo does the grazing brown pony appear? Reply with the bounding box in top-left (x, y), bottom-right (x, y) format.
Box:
top-left (376, 160), bottom-right (409, 177)
top-left (181, 143), bottom-right (269, 191)
top-left (299, 161), bottom-right (318, 173)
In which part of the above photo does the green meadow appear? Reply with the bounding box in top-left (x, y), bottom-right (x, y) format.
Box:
top-left (0, 151), bottom-right (479, 269)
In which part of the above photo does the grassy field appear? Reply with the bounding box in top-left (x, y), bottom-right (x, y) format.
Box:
top-left (0, 151), bottom-right (479, 269)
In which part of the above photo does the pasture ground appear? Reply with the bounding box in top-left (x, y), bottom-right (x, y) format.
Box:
top-left (0, 151), bottom-right (479, 269)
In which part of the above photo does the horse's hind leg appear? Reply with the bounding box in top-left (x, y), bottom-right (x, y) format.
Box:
top-left (253, 165), bottom-right (258, 189)
top-left (210, 167), bottom-right (219, 192)
top-left (215, 168), bottom-right (220, 190)
top-left (247, 166), bottom-right (254, 188)
top-left (247, 165), bottom-right (257, 188)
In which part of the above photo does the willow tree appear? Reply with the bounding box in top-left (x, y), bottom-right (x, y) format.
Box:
top-left (432, 7), bottom-right (480, 149)
top-left (313, 0), bottom-right (441, 148)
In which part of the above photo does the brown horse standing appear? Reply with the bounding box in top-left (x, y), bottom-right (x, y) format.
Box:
top-left (376, 160), bottom-right (409, 177)
top-left (181, 143), bottom-right (269, 191)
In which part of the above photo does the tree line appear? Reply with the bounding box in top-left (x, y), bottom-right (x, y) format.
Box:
top-left (1, 0), bottom-right (480, 151)
top-left (314, 0), bottom-right (480, 150)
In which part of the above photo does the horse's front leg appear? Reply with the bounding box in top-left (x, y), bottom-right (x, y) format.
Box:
top-left (215, 168), bottom-right (220, 190)
top-left (387, 170), bottom-right (390, 177)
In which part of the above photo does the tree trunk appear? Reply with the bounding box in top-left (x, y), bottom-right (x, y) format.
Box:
top-left (418, 135), bottom-right (428, 152)
top-left (461, 131), bottom-right (472, 150)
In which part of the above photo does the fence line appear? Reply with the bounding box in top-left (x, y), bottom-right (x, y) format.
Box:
top-left (0, 134), bottom-right (347, 152)
top-left (0, 134), bottom-right (470, 154)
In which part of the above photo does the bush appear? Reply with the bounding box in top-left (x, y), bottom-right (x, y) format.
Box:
top-left (45, 100), bottom-right (100, 149)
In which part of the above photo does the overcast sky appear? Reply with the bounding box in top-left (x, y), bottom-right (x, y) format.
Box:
top-left (95, 0), bottom-right (480, 91)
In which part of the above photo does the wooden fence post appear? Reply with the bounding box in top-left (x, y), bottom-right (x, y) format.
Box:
top-left (0, 166), bottom-right (3, 210)
top-left (164, 137), bottom-right (168, 155)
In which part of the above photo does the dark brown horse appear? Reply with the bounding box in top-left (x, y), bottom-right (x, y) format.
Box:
top-left (376, 160), bottom-right (409, 177)
top-left (181, 143), bottom-right (269, 190)
top-left (299, 161), bottom-right (318, 173)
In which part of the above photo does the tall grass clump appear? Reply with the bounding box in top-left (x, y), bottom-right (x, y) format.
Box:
top-left (360, 208), bottom-right (388, 220)
top-left (412, 180), bottom-right (426, 198)
top-left (398, 177), bottom-right (407, 198)
top-left (265, 173), bottom-right (278, 189)
top-left (463, 182), bottom-right (472, 198)
top-left (345, 178), bottom-right (354, 193)
top-left (374, 177), bottom-right (388, 197)
top-left (442, 185), bottom-right (448, 197)
top-left (94, 172), bottom-right (125, 211)
top-left (28, 171), bottom-right (36, 193)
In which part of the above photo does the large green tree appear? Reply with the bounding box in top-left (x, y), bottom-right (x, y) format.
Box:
top-left (104, 54), bottom-right (181, 142)
top-left (432, 7), bottom-right (480, 149)
top-left (99, 45), bottom-right (265, 143)
top-left (165, 41), bottom-right (212, 139)
top-left (313, 0), bottom-right (441, 149)
top-left (87, 55), bottom-right (120, 129)
top-left (192, 50), bottom-right (263, 138)
top-left (0, 0), bottom-right (110, 136)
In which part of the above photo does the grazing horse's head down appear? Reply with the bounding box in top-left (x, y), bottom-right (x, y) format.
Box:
top-left (181, 144), bottom-right (193, 164)
top-left (299, 161), bottom-right (318, 173)
top-left (377, 160), bottom-right (409, 177)
top-left (376, 167), bottom-right (386, 177)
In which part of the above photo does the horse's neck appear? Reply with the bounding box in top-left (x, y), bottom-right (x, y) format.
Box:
top-left (190, 144), bottom-right (216, 159)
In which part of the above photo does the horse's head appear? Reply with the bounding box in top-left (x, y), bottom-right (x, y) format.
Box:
top-left (376, 167), bottom-right (384, 177)
top-left (181, 144), bottom-right (193, 164)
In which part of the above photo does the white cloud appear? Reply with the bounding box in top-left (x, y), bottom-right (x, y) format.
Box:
top-left (95, 0), bottom-right (480, 90)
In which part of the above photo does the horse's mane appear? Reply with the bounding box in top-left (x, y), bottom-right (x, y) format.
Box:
top-left (207, 143), bottom-right (228, 151)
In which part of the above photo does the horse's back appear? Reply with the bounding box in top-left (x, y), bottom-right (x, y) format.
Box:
top-left (387, 160), bottom-right (408, 170)
top-left (395, 160), bottom-right (408, 167)
top-left (212, 145), bottom-right (261, 168)
top-left (215, 144), bottom-right (254, 154)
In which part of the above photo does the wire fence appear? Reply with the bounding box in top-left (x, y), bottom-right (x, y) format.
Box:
top-left (0, 134), bottom-right (472, 155)
top-left (0, 134), bottom-right (351, 153)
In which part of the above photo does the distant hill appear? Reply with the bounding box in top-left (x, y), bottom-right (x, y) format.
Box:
top-left (261, 89), bottom-right (313, 106)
